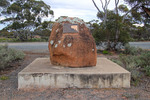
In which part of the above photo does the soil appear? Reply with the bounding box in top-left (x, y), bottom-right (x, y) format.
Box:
top-left (0, 52), bottom-right (150, 100)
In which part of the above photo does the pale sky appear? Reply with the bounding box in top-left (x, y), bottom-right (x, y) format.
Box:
top-left (43, 0), bottom-right (124, 22)
top-left (0, 0), bottom-right (125, 29)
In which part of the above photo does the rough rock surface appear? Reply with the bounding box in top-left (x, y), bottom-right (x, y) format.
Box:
top-left (48, 16), bottom-right (97, 67)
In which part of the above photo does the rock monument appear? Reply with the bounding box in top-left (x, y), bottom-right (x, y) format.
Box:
top-left (18, 17), bottom-right (130, 90)
top-left (48, 16), bottom-right (97, 67)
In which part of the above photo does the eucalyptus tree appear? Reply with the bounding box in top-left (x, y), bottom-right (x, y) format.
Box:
top-left (92, 0), bottom-right (110, 26)
top-left (124, 0), bottom-right (150, 23)
top-left (124, 0), bottom-right (150, 41)
top-left (92, 0), bottom-right (132, 50)
top-left (95, 10), bottom-right (131, 50)
top-left (0, 0), bottom-right (10, 16)
top-left (1, 0), bottom-right (53, 41)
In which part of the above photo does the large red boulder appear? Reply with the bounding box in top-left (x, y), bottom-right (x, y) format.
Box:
top-left (48, 16), bottom-right (97, 67)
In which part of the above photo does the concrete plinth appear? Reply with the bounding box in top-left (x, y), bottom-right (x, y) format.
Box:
top-left (18, 58), bottom-right (130, 89)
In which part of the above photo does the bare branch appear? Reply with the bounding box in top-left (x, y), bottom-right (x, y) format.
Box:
top-left (115, 0), bottom-right (119, 14)
top-left (92, 0), bottom-right (105, 21)
top-left (107, 0), bottom-right (111, 6)
top-left (104, 0), bottom-right (107, 9)
top-left (92, 0), bottom-right (111, 26)
top-left (122, 3), bottom-right (140, 23)
top-left (116, 0), bottom-right (119, 5)
top-left (100, 0), bottom-right (104, 10)
top-left (92, 0), bottom-right (101, 13)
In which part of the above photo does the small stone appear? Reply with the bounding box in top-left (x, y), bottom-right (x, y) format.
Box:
top-left (55, 44), bottom-right (58, 48)
top-left (50, 40), bottom-right (54, 45)
top-left (63, 45), bottom-right (66, 48)
top-left (58, 40), bottom-right (61, 44)
top-left (56, 29), bottom-right (59, 33)
top-left (67, 43), bottom-right (72, 47)
top-left (92, 49), bottom-right (94, 51)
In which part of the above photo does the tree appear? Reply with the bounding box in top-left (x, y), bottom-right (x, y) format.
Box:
top-left (92, 0), bottom-right (131, 50)
top-left (142, 6), bottom-right (150, 17)
top-left (34, 21), bottom-right (54, 40)
top-left (0, 0), bottom-right (10, 16)
top-left (92, 10), bottom-right (130, 50)
top-left (0, 29), bottom-right (14, 37)
top-left (124, 0), bottom-right (150, 8)
top-left (124, 0), bottom-right (150, 24)
top-left (92, 0), bottom-right (111, 26)
top-left (0, 0), bottom-right (53, 41)
top-left (124, 0), bottom-right (150, 41)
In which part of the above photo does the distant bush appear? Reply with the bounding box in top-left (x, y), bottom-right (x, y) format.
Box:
top-left (0, 37), bottom-right (48, 42)
top-left (0, 76), bottom-right (9, 80)
top-left (0, 37), bottom-right (15, 42)
top-left (41, 37), bottom-right (49, 41)
top-left (102, 50), bottom-right (111, 55)
top-left (25, 38), bottom-right (47, 42)
top-left (124, 44), bottom-right (143, 55)
top-left (138, 51), bottom-right (150, 76)
top-left (0, 44), bottom-right (25, 70)
top-left (138, 51), bottom-right (150, 67)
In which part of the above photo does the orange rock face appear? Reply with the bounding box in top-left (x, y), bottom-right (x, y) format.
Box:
top-left (48, 16), bottom-right (97, 67)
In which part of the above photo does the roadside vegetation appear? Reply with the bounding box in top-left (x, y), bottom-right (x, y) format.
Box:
top-left (91, 0), bottom-right (150, 86)
top-left (0, 0), bottom-right (149, 44)
top-left (0, 44), bottom-right (25, 71)
top-left (0, 0), bottom-right (53, 42)
top-left (90, 0), bottom-right (150, 51)
top-left (0, 37), bottom-right (48, 42)
top-left (0, 0), bottom-right (149, 87)
top-left (0, 76), bottom-right (9, 80)
top-left (111, 44), bottom-right (150, 86)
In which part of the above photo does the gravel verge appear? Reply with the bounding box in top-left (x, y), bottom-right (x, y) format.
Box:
top-left (0, 52), bottom-right (150, 100)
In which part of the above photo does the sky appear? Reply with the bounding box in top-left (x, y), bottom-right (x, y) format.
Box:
top-left (43, 0), bottom-right (124, 22)
top-left (0, 0), bottom-right (125, 30)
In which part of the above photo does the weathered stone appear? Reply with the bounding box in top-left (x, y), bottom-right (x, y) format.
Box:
top-left (48, 16), bottom-right (97, 67)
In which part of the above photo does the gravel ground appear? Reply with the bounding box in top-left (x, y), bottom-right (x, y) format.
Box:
top-left (0, 52), bottom-right (150, 100)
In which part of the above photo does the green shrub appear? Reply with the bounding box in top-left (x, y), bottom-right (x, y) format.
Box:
top-left (130, 70), bottom-right (140, 81)
top-left (41, 37), bottom-right (49, 41)
top-left (110, 57), bottom-right (142, 83)
top-left (111, 49), bottom-right (150, 85)
top-left (0, 37), bottom-right (48, 42)
top-left (0, 44), bottom-right (25, 70)
top-left (10, 38), bottom-right (46, 42)
top-left (111, 58), bottom-right (123, 66)
top-left (119, 54), bottom-right (137, 69)
top-left (111, 55), bottom-right (141, 85)
top-left (124, 44), bottom-right (143, 55)
top-left (139, 51), bottom-right (150, 67)
top-left (144, 66), bottom-right (150, 76)
top-left (102, 50), bottom-right (111, 55)
top-left (0, 37), bottom-right (13, 42)
top-left (137, 51), bottom-right (150, 76)
top-left (122, 93), bottom-right (140, 99)
top-left (0, 76), bottom-right (9, 80)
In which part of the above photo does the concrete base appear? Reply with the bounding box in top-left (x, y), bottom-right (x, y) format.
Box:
top-left (18, 58), bottom-right (130, 89)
